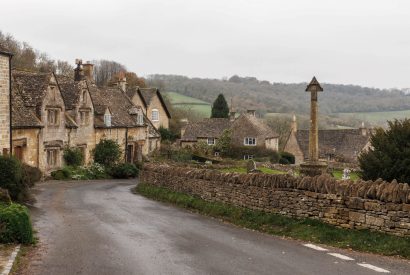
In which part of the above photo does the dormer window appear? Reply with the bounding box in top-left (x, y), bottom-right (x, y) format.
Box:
top-left (47, 109), bottom-right (60, 126)
top-left (137, 112), bottom-right (144, 125)
top-left (82, 91), bottom-right (87, 104)
top-left (80, 110), bottom-right (90, 126)
top-left (104, 114), bottom-right (111, 127)
top-left (244, 137), bottom-right (256, 146)
top-left (151, 109), bottom-right (159, 122)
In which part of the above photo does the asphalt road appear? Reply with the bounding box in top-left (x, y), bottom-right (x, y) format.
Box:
top-left (21, 179), bottom-right (410, 275)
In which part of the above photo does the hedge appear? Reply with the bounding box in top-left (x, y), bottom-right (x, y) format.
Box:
top-left (0, 203), bottom-right (34, 244)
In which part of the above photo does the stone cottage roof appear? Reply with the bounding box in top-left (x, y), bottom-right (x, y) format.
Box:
top-left (56, 75), bottom-right (83, 110)
top-left (233, 114), bottom-right (279, 139)
top-left (11, 83), bottom-right (43, 129)
top-left (127, 87), bottom-right (171, 118)
top-left (295, 129), bottom-right (370, 161)
top-left (181, 118), bottom-right (231, 141)
top-left (12, 70), bottom-right (51, 108)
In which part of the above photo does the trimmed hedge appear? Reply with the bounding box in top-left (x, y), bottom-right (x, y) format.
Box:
top-left (0, 203), bottom-right (34, 244)
top-left (0, 156), bottom-right (30, 201)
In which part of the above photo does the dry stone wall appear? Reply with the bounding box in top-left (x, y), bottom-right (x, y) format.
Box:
top-left (140, 163), bottom-right (410, 236)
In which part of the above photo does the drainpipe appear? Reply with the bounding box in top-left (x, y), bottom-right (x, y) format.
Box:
top-left (9, 55), bottom-right (12, 155)
top-left (125, 128), bottom-right (128, 162)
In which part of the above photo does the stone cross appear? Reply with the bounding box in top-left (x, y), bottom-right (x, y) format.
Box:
top-left (305, 77), bottom-right (323, 162)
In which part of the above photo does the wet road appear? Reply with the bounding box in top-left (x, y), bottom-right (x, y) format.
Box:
top-left (23, 180), bottom-right (409, 275)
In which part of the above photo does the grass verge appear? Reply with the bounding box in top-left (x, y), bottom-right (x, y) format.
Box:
top-left (135, 183), bottom-right (410, 259)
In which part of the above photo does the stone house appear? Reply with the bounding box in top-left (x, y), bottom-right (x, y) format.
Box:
top-left (12, 70), bottom-right (68, 173)
top-left (283, 115), bottom-right (371, 164)
top-left (180, 110), bottom-right (279, 159)
top-left (126, 87), bottom-right (171, 129)
top-left (0, 44), bottom-right (12, 155)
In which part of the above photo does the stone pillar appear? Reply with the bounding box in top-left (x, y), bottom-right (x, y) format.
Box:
top-left (300, 77), bottom-right (327, 176)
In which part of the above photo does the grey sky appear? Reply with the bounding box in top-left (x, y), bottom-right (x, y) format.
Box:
top-left (1, 0), bottom-right (409, 89)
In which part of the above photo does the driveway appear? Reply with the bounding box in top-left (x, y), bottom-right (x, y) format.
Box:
top-left (19, 179), bottom-right (410, 275)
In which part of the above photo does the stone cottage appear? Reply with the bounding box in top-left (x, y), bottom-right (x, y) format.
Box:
top-left (126, 86), bottom-right (171, 129)
top-left (12, 70), bottom-right (68, 173)
top-left (283, 115), bottom-right (371, 164)
top-left (0, 44), bottom-right (12, 155)
top-left (180, 110), bottom-right (279, 159)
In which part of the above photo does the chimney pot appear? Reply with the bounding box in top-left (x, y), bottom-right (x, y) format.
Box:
top-left (83, 62), bottom-right (94, 82)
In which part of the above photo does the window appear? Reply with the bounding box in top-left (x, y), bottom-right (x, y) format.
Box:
top-left (80, 111), bottom-right (90, 126)
top-left (244, 137), bottom-right (256, 146)
top-left (151, 109), bottom-right (159, 121)
top-left (82, 91), bottom-right (87, 104)
top-left (207, 138), bottom-right (215, 145)
top-left (137, 113), bottom-right (144, 125)
top-left (47, 149), bottom-right (59, 167)
top-left (104, 113), bottom-right (112, 127)
top-left (47, 109), bottom-right (59, 126)
top-left (244, 155), bottom-right (254, 160)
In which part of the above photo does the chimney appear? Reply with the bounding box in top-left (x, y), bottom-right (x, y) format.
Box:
top-left (360, 122), bottom-right (367, 136)
top-left (118, 77), bottom-right (127, 91)
top-left (291, 113), bottom-right (297, 132)
top-left (229, 111), bottom-right (236, 121)
top-left (74, 59), bottom-right (84, 81)
top-left (83, 61), bottom-right (94, 82)
top-left (246, 110), bottom-right (256, 117)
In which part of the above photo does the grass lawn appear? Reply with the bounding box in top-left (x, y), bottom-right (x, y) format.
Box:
top-left (332, 170), bottom-right (360, 181)
top-left (220, 167), bottom-right (285, 174)
top-left (335, 110), bottom-right (410, 125)
top-left (165, 92), bottom-right (212, 117)
top-left (135, 183), bottom-right (410, 259)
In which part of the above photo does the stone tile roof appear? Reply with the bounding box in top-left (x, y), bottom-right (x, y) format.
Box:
top-left (12, 70), bottom-right (51, 108)
top-left (234, 114), bottom-right (279, 139)
top-left (127, 87), bottom-right (171, 118)
top-left (181, 118), bottom-right (231, 141)
top-left (11, 83), bottom-right (43, 128)
top-left (296, 129), bottom-right (370, 161)
top-left (56, 75), bottom-right (82, 110)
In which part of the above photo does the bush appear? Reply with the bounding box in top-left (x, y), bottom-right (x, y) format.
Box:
top-left (280, 152), bottom-right (295, 164)
top-left (0, 156), bottom-right (29, 202)
top-left (359, 119), bottom-right (410, 182)
top-left (110, 163), bottom-right (138, 179)
top-left (63, 147), bottom-right (84, 167)
top-left (21, 164), bottom-right (42, 188)
top-left (270, 151), bottom-right (281, 163)
top-left (225, 145), bottom-right (278, 160)
top-left (93, 139), bottom-right (122, 167)
top-left (279, 158), bottom-right (290, 165)
top-left (51, 167), bottom-right (72, 180)
top-left (159, 126), bottom-right (178, 142)
top-left (0, 203), bottom-right (34, 244)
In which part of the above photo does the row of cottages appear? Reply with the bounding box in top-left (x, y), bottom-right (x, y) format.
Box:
top-left (283, 115), bottom-right (371, 165)
top-left (0, 44), bottom-right (12, 155)
top-left (180, 110), bottom-right (279, 159)
top-left (11, 60), bottom-right (170, 174)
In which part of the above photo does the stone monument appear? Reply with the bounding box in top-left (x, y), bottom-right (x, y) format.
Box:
top-left (300, 77), bottom-right (328, 176)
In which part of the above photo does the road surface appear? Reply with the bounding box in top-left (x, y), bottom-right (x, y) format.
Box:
top-left (20, 180), bottom-right (410, 274)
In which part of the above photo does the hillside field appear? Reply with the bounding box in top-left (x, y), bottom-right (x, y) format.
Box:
top-left (335, 110), bottom-right (410, 125)
top-left (165, 92), bottom-right (212, 117)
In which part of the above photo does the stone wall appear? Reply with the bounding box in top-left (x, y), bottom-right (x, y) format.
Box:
top-left (140, 163), bottom-right (410, 236)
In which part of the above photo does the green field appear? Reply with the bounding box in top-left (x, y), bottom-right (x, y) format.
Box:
top-left (335, 110), bottom-right (410, 125)
top-left (165, 92), bottom-right (212, 117)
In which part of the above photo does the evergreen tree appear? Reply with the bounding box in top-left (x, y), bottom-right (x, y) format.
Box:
top-left (358, 119), bottom-right (410, 183)
top-left (211, 94), bottom-right (229, 118)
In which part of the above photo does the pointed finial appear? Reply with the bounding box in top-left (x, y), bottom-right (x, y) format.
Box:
top-left (305, 76), bottom-right (324, 92)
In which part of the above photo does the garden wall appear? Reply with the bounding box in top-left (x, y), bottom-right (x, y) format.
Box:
top-left (140, 163), bottom-right (410, 236)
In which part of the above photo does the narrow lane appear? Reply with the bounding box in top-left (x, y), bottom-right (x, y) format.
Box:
top-left (22, 180), bottom-right (410, 275)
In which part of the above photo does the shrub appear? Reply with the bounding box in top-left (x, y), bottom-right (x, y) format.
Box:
top-left (279, 158), bottom-right (290, 165)
top-left (270, 151), bottom-right (281, 163)
top-left (0, 156), bottom-right (29, 201)
top-left (225, 145), bottom-right (278, 160)
top-left (359, 119), bottom-right (410, 182)
top-left (0, 203), bottom-right (34, 244)
top-left (159, 126), bottom-right (178, 142)
top-left (110, 163), bottom-right (138, 179)
top-left (63, 147), bottom-right (84, 167)
top-left (280, 152), bottom-right (295, 164)
top-left (93, 139), bottom-right (122, 167)
top-left (21, 164), bottom-right (42, 188)
top-left (51, 167), bottom-right (72, 180)
top-left (214, 129), bottom-right (232, 156)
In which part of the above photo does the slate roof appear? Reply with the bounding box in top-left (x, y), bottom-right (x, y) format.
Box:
top-left (56, 75), bottom-right (82, 110)
top-left (295, 129), bottom-right (370, 161)
top-left (11, 83), bottom-right (43, 128)
top-left (181, 118), bottom-right (231, 141)
top-left (12, 70), bottom-right (51, 108)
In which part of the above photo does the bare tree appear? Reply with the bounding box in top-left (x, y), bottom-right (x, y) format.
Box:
top-left (92, 60), bottom-right (127, 87)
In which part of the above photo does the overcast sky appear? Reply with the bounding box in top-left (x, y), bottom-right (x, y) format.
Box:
top-left (1, 0), bottom-right (409, 89)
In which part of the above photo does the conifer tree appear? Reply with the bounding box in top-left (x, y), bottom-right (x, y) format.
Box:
top-left (211, 94), bottom-right (229, 118)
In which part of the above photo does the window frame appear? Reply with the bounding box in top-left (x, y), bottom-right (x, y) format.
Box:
top-left (207, 138), bottom-right (215, 145)
top-left (47, 108), bottom-right (60, 126)
top-left (151, 109), bottom-right (159, 122)
top-left (244, 137), bottom-right (257, 146)
top-left (104, 113), bottom-right (112, 127)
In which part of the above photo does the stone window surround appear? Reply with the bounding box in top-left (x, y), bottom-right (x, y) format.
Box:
top-left (46, 147), bottom-right (60, 167)
top-left (151, 109), bottom-right (159, 122)
top-left (79, 109), bottom-right (91, 126)
top-left (244, 137), bottom-right (257, 146)
top-left (46, 107), bottom-right (61, 126)
top-left (104, 113), bottom-right (112, 127)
